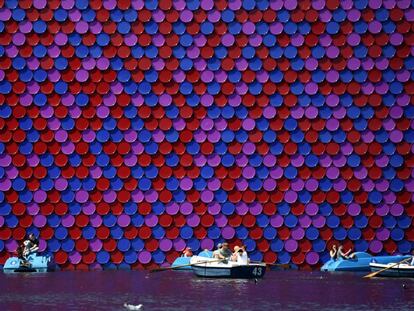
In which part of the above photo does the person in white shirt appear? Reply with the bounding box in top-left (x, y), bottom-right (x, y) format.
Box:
top-left (231, 246), bottom-right (240, 262)
top-left (237, 246), bottom-right (249, 265)
top-left (231, 245), bottom-right (249, 265)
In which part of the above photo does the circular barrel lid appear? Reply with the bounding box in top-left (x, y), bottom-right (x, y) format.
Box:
top-left (124, 250), bottom-right (138, 264)
top-left (68, 251), bottom-right (82, 264)
top-left (305, 251), bottom-right (319, 265)
top-left (354, 239), bottom-right (369, 252)
top-left (200, 238), bottom-right (214, 250)
top-left (159, 238), bottom-right (173, 252)
top-left (152, 250), bottom-right (166, 264)
top-left (187, 238), bottom-right (201, 252)
top-left (397, 240), bottom-right (411, 254)
top-left (54, 250), bottom-right (68, 265)
top-left (61, 239), bottom-right (75, 252)
top-left (96, 251), bottom-right (110, 264)
top-left (89, 238), bottom-right (103, 252)
top-left (277, 251), bottom-right (291, 264)
top-left (82, 250), bottom-right (97, 265)
top-left (369, 240), bottom-right (383, 253)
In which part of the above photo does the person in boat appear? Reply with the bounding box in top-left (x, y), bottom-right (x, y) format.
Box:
top-left (231, 246), bottom-right (249, 265)
top-left (238, 245), bottom-right (249, 265)
top-left (23, 233), bottom-right (39, 259)
top-left (410, 250), bottom-right (414, 266)
top-left (337, 245), bottom-right (355, 259)
top-left (215, 242), bottom-right (232, 261)
top-left (329, 245), bottom-right (337, 260)
top-left (16, 244), bottom-right (31, 267)
top-left (231, 246), bottom-right (241, 262)
top-left (212, 243), bottom-right (222, 259)
top-left (17, 244), bottom-right (25, 260)
top-left (182, 247), bottom-right (193, 257)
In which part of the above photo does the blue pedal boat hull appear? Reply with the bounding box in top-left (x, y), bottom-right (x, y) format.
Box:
top-left (171, 250), bottom-right (213, 270)
top-left (3, 253), bottom-right (56, 273)
top-left (369, 262), bottom-right (414, 278)
top-left (321, 252), bottom-right (411, 272)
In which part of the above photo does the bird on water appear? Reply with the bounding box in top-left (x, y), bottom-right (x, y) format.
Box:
top-left (124, 303), bottom-right (143, 310)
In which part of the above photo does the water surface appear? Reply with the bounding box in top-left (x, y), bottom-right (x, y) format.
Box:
top-left (0, 270), bottom-right (413, 310)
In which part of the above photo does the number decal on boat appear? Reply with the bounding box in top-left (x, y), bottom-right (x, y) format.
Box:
top-left (252, 267), bottom-right (263, 276)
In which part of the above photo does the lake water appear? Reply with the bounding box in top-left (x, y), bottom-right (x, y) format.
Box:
top-left (0, 270), bottom-right (413, 311)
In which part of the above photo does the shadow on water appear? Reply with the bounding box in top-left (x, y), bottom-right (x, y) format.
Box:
top-left (0, 270), bottom-right (413, 311)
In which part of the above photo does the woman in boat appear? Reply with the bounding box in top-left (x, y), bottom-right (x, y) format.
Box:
top-left (182, 247), bottom-right (193, 257)
top-left (337, 245), bottom-right (354, 259)
top-left (215, 242), bottom-right (232, 262)
top-left (329, 245), bottom-right (337, 260)
top-left (212, 243), bottom-right (222, 259)
top-left (231, 246), bottom-right (241, 262)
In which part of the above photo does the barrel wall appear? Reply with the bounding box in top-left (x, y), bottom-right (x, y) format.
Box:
top-left (0, 1), bottom-right (413, 270)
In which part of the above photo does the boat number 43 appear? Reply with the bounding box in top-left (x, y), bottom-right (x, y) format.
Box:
top-left (252, 267), bottom-right (263, 276)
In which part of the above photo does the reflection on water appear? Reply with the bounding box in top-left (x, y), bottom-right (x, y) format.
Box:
top-left (0, 270), bottom-right (413, 311)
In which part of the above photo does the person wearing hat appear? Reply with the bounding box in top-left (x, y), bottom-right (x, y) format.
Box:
top-left (182, 247), bottom-right (193, 257)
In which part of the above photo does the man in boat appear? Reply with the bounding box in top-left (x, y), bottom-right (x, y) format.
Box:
top-left (411, 250), bottom-right (414, 266)
top-left (212, 243), bottom-right (222, 259)
top-left (23, 233), bottom-right (39, 259)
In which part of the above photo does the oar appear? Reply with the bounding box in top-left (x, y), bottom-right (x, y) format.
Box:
top-left (150, 258), bottom-right (223, 273)
top-left (250, 261), bottom-right (290, 269)
top-left (363, 257), bottom-right (412, 278)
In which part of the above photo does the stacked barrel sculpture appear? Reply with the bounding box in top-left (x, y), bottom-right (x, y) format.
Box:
top-left (0, 0), bottom-right (413, 270)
